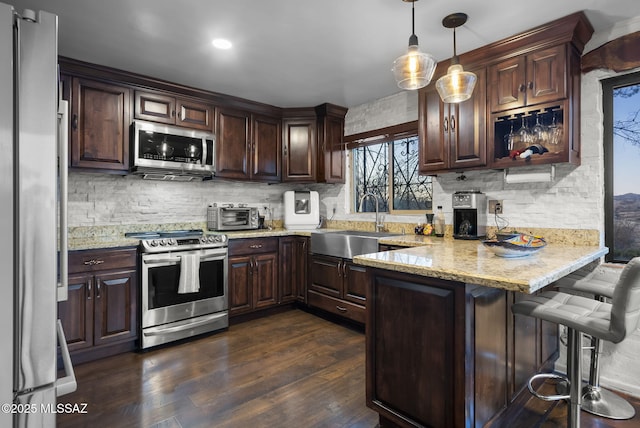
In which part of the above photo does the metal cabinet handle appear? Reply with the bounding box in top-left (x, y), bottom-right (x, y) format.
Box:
top-left (336, 305), bottom-right (347, 312)
top-left (528, 81), bottom-right (534, 90)
top-left (450, 115), bottom-right (456, 131)
top-left (249, 244), bottom-right (263, 249)
top-left (87, 278), bottom-right (92, 300)
top-left (283, 145), bottom-right (288, 156)
top-left (443, 117), bottom-right (448, 132)
top-left (96, 279), bottom-right (101, 299)
top-left (83, 259), bottom-right (104, 266)
top-left (72, 114), bottom-right (78, 130)
top-left (519, 83), bottom-right (526, 92)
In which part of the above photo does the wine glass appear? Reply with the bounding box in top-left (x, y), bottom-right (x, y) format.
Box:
top-left (531, 112), bottom-right (548, 145)
top-left (503, 120), bottom-right (515, 152)
top-left (515, 115), bottom-right (531, 150)
top-left (548, 112), bottom-right (563, 145)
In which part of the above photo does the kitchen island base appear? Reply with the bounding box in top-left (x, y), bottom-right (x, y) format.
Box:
top-left (366, 268), bottom-right (557, 428)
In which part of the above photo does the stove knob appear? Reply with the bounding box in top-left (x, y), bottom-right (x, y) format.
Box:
top-left (149, 240), bottom-right (158, 247)
top-left (169, 238), bottom-right (177, 245)
top-left (161, 239), bottom-right (169, 246)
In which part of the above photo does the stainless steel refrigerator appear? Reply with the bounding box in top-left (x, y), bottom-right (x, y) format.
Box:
top-left (0, 3), bottom-right (75, 427)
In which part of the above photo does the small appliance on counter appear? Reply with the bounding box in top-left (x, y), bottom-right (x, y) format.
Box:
top-left (283, 190), bottom-right (320, 230)
top-left (453, 191), bottom-right (487, 239)
top-left (207, 203), bottom-right (259, 231)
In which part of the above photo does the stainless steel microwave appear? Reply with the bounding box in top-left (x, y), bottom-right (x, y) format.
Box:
top-left (131, 120), bottom-right (215, 180)
top-left (207, 204), bottom-right (260, 231)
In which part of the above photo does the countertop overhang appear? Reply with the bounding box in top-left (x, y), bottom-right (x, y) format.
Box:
top-left (354, 238), bottom-right (608, 294)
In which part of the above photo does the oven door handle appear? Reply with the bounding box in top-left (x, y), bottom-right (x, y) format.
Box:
top-left (142, 312), bottom-right (228, 336)
top-left (143, 257), bottom-right (181, 265)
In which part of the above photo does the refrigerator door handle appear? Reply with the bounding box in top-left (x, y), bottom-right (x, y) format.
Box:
top-left (55, 319), bottom-right (77, 397)
top-left (57, 98), bottom-right (69, 302)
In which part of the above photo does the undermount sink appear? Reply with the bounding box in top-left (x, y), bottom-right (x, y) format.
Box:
top-left (310, 230), bottom-right (399, 260)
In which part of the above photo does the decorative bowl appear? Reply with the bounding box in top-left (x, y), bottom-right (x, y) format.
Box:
top-left (482, 234), bottom-right (547, 258)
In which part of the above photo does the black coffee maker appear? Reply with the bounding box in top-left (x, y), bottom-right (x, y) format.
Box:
top-left (452, 191), bottom-right (487, 239)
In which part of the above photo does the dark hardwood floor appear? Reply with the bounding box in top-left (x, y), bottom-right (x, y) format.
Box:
top-left (57, 310), bottom-right (378, 428)
top-left (58, 308), bottom-right (640, 428)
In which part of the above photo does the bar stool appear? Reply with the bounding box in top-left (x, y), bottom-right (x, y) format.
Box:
top-left (555, 266), bottom-right (635, 419)
top-left (511, 257), bottom-right (640, 428)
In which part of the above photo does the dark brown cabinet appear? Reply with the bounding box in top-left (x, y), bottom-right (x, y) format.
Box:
top-left (315, 103), bottom-right (347, 183)
top-left (228, 238), bottom-right (279, 316)
top-left (282, 104), bottom-right (347, 183)
top-left (419, 67), bottom-right (487, 174)
top-left (308, 254), bottom-right (367, 324)
top-left (489, 45), bottom-right (566, 113)
top-left (69, 77), bottom-right (131, 172)
top-left (215, 108), bottom-right (281, 182)
top-left (366, 268), bottom-right (558, 428)
top-left (134, 90), bottom-right (213, 131)
top-left (58, 247), bottom-right (137, 364)
top-left (282, 114), bottom-right (317, 182)
top-left (279, 236), bottom-right (308, 304)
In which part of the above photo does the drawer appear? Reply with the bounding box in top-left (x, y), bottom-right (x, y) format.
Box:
top-left (308, 290), bottom-right (365, 324)
top-left (228, 237), bottom-right (278, 256)
top-left (69, 247), bottom-right (137, 273)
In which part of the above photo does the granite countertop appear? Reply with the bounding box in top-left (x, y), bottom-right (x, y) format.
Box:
top-left (353, 239), bottom-right (608, 294)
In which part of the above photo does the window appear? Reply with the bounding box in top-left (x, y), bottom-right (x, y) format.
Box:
top-left (603, 71), bottom-right (640, 262)
top-left (347, 122), bottom-right (432, 214)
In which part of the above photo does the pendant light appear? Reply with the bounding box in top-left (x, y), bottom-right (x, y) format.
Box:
top-left (392, 0), bottom-right (436, 90)
top-left (435, 13), bottom-right (477, 103)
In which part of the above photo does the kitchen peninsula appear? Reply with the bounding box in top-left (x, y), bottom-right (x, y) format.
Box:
top-left (354, 239), bottom-right (607, 428)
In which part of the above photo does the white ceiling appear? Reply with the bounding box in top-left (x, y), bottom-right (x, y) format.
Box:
top-left (9, 0), bottom-right (640, 108)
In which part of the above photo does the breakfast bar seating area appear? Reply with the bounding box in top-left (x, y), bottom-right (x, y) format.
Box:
top-left (512, 257), bottom-right (640, 428)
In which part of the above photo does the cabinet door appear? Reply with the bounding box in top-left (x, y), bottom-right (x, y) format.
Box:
top-left (282, 118), bottom-right (316, 182)
top-left (253, 252), bottom-right (278, 309)
top-left (449, 67), bottom-right (487, 170)
top-left (93, 269), bottom-right (136, 346)
top-left (489, 56), bottom-right (526, 112)
top-left (176, 99), bottom-right (213, 131)
top-left (58, 273), bottom-right (93, 352)
top-left (252, 114), bottom-right (281, 182)
top-left (343, 261), bottom-right (367, 306)
top-left (228, 255), bottom-right (253, 316)
top-left (215, 108), bottom-right (251, 179)
top-left (526, 45), bottom-right (566, 106)
top-left (321, 115), bottom-right (346, 183)
top-left (418, 86), bottom-right (447, 174)
top-left (70, 78), bottom-right (131, 171)
top-left (308, 254), bottom-right (342, 298)
top-left (134, 91), bottom-right (175, 125)
top-left (279, 237), bottom-right (308, 304)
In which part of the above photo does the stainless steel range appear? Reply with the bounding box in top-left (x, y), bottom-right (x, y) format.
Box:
top-left (135, 230), bottom-right (228, 349)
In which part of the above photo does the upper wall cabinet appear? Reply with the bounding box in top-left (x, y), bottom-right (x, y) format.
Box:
top-left (417, 12), bottom-right (593, 174)
top-left (68, 77), bottom-right (131, 172)
top-left (215, 107), bottom-right (281, 182)
top-left (134, 90), bottom-right (213, 131)
top-left (282, 112), bottom-right (317, 183)
top-left (281, 104), bottom-right (348, 183)
top-left (419, 67), bottom-right (487, 174)
top-left (489, 45), bottom-right (566, 113)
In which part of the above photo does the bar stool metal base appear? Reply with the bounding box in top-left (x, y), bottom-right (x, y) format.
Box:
top-left (581, 385), bottom-right (636, 419)
top-left (556, 382), bottom-right (636, 419)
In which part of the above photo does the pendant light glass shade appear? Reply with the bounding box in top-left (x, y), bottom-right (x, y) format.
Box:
top-left (392, 1), bottom-right (436, 90)
top-left (436, 13), bottom-right (476, 103)
top-left (435, 62), bottom-right (477, 103)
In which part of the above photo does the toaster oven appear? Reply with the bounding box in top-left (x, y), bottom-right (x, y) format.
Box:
top-left (207, 204), bottom-right (259, 231)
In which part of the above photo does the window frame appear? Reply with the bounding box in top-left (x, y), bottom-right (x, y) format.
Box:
top-left (346, 121), bottom-right (432, 215)
top-left (602, 70), bottom-right (640, 263)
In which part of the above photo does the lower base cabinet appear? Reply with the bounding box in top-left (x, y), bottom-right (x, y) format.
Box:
top-left (58, 247), bottom-right (138, 364)
top-left (366, 268), bottom-right (557, 428)
top-left (308, 254), bottom-right (368, 324)
top-left (279, 236), bottom-right (309, 304)
top-left (228, 237), bottom-right (279, 317)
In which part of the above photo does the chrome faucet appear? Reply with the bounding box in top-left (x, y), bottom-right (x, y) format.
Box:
top-left (358, 192), bottom-right (384, 232)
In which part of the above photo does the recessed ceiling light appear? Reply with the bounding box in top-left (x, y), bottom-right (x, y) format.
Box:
top-left (212, 38), bottom-right (232, 50)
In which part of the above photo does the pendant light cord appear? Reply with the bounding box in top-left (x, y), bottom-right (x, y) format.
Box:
top-left (411, 1), bottom-right (415, 36)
